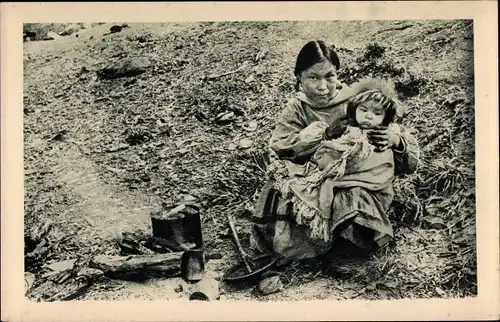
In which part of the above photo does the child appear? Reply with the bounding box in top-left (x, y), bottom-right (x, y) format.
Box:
top-left (311, 77), bottom-right (403, 172)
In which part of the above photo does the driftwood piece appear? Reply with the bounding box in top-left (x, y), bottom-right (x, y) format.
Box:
top-left (30, 279), bottom-right (92, 302)
top-left (89, 253), bottom-right (183, 274)
top-left (28, 266), bottom-right (104, 302)
top-left (25, 221), bottom-right (66, 271)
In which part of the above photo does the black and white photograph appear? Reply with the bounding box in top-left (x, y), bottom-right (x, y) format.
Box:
top-left (2, 1), bottom-right (499, 321)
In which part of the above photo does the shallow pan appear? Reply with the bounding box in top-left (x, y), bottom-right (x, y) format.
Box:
top-left (222, 254), bottom-right (278, 284)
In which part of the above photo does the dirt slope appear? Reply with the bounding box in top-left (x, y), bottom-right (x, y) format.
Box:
top-left (23, 21), bottom-right (476, 301)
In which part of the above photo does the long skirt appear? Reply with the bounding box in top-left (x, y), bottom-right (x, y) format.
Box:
top-left (250, 179), bottom-right (394, 261)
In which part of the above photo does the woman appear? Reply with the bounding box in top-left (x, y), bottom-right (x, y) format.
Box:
top-left (250, 40), bottom-right (419, 262)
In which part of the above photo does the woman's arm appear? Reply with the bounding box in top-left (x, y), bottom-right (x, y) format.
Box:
top-left (366, 124), bottom-right (420, 176)
top-left (269, 100), bottom-right (326, 163)
top-left (393, 125), bottom-right (420, 176)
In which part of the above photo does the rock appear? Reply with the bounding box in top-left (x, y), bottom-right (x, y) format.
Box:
top-left (25, 272), bottom-right (35, 294)
top-left (255, 48), bottom-right (269, 62)
top-left (97, 57), bottom-right (152, 80)
top-left (110, 24), bottom-right (128, 34)
top-left (188, 278), bottom-right (220, 301)
top-left (245, 75), bottom-right (255, 83)
top-left (238, 138), bottom-right (254, 149)
top-left (46, 32), bottom-right (63, 40)
top-left (244, 120), bottom-right (258, 132)
top-left (214, 111), bottom-right (235, 124)
top-left (23, 31), bottom-right (36, 42)
top-left (435, 286), bottom-right (446, 296)
top-left (174, 284), bottom-right (183, 293)
top-left (45, 258), bottom-right (77, 272)
top-left (422, 216), bottom-right (447, 230)
top-left (258, 276), bottom-right (283, 295)
top-left (107, 143), bottom-right (130, 152)
top-left (60, 23), bottom-right (81, 36)
top-left (230, 105), bottom-right (247, 116)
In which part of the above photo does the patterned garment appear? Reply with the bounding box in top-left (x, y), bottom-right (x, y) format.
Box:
top-left (274, 125), bottom-right (396, 243)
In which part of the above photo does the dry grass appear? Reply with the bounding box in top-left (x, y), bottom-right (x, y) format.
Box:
top-left (24, 20), bottom-right (476, 300)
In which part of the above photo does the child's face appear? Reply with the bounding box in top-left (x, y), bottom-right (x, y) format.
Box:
top-left (355, 100), bottom-right (385, 129)
top-left (299, 60), bottom-right (338, 107)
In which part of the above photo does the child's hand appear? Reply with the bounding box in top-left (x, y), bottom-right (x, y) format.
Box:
top-left (324, 115), bottom-right (355, 140)
top-left (367, 126), bottom-right (401, 152)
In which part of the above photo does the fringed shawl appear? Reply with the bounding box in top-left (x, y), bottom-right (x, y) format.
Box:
top-left (271, 125), bottom-right (396, 242)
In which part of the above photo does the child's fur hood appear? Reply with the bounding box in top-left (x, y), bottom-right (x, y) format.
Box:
top-left (350, 77), bottom-right (405, 120)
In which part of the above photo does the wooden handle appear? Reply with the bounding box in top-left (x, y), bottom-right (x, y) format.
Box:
top-left (227, 214), bottom-right (252, 273)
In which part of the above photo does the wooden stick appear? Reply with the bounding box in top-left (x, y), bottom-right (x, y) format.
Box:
top-left (89, 253), bottom-right (183, 274)
top-left (206, 63), bottom-right (249, 80)
top-left (227, 214), bottom-right (252, 273)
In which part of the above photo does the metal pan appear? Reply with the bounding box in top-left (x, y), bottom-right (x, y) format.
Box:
top-left (222, 254), bottom-right (278, 284)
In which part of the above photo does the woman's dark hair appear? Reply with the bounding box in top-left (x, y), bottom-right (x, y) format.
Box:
top-left (346, 90), bottom-right (398, 126)
top-left (294, 40), bottom-right (340, 91)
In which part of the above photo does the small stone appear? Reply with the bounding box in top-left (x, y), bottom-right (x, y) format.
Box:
top-left (435, 286), bottom-right (446, 296)
top-left (245, 75), bottom-right (255, 83)
top-left (46, 32), bottom-right (62, 40)
top-left (255, 48), bottom-right (269, 62)
top-left (238, 138), bottom-right (253, 149)
top-left (110, 25), bottom-right (123, 33)
top-left (25, 272), bottom-right (35, 294)
top-left (365, 284), bottom-right (376, 292)
top-left (46, 258), bottom-right (77, 272)
top-left (258, 276), bottom-right (283, 295)
top-left (215, 111), bottom-right (235, 124)
top-left (107, 143), bottom-right (129, 152)
top-left (244, 120), bottom-right (258, 132)
top-left (189, 278), bottom-right (220, 301)
top-left (422, 217), bottom-right (447, 230)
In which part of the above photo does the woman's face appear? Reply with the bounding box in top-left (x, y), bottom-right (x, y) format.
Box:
top-left (298, 60), bottom-right (338, 107)
top-left (355, 100), bottom-right (385, 129)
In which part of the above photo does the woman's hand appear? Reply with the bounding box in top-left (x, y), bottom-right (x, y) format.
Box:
top-left (298, 121), bottom-right (328, 142)
top-left (324, 115), bottom-right (354, 139)
top-left (367, 126), bottom-right (402, 152)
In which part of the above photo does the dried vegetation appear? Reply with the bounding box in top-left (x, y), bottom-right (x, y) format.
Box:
top-left (23, 20), bottom-right (476, 300)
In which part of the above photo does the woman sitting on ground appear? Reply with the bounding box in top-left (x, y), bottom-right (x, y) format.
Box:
top-left (250, 40), bottom-right (419, 262)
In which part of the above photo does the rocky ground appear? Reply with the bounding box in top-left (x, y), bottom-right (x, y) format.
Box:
top-left (23, 21), bottom-right (476, 301)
